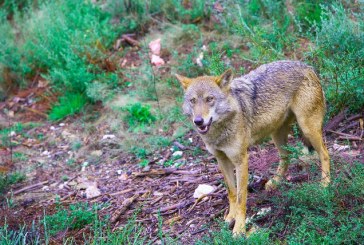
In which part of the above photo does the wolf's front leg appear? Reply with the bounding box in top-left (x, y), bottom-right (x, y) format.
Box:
top-left (233, 151), bottom-right (249, 236)
top-left (216, 151), bottom-right (237, 223)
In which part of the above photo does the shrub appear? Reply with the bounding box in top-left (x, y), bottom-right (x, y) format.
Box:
top-left (123, 103), bottom-right (156, 128)
top-left (0, 0), bottom-right (121, 118)
top-left (306, 4), bottom-right (364, 115)
top-left (270, 162), bottom-right (364, 244)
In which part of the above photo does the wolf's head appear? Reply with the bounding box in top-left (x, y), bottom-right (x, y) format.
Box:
top-left (175, 69), bottom-right (235, 135)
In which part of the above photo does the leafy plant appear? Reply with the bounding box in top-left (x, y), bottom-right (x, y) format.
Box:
top-left (123, 103), bottom-right (156, 128)
top-left (306, 4), bottom-right (364, 115)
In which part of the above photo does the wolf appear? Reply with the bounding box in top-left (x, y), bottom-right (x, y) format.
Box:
top-left (175, 60), bottom-right (330, 235)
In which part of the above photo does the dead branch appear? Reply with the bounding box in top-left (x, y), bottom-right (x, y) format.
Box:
top-left (328, 130), bottom-right (362, 141)
top-left (111, 194), bottom-right (139, 223)
top-left (12, 180), bottom-right (49, 195)
top-left (121, 34), bottom-right (139, 47)
top-left (152, 199), bottom-right (194, 213)
top-left (22, 107), bottom-right (48, 118)
top-left (324, 108), bottom-right (347, 132)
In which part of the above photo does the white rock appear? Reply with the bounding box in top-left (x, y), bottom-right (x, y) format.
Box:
top-left (153, 191), bottom-right (163, 196)
top-left (172, 151), bottom-right (183, 157)
top-left (117, 170), bottom-right (122, 175)
top-left (102, 134), bottom-right (116, 140)
top-left (193, 184), bottom-right (215, 199)
top-left (50, 126), bottom-right (56, 130)
top-left (59, 123), bottom-right (65, 127)
top-left (42, 186), bottom-right (49, 191)
top-left (58, 184), bottom-right (64, 190)
top-left (332, 143), bottom-right (350, 152)
top-left (151, 54), bottom-right (165, 66)
top-left (41, 150), bottom-right (50, 156)
top-left (149, 38), bottom-right (161, 55)
top-left (91, 150), bottom-right (103, 157)
top-left (9, 131), bottom-right (16, 137)
top-left (188, 138), bottom-right (193, 143)
top-left (85, 186), bottom-right (101, 199)
top-left (81, 161), bottom-right (89, 172)
top-left (196, 52), bottom-right (204, 67)
top-left (257, 207), bottom-right (272, 216)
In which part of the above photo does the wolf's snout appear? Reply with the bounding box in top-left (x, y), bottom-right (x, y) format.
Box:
top-left (194, 116), bottom-right (204, 126)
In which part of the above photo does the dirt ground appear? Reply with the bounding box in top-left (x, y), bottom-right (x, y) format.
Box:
top-left (0, 39), bottom-right (363, 243)
top-left (0, 98), bottom-right (363, 244)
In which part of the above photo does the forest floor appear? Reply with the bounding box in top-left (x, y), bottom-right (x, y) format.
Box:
top-left (0, 79), bottom-right (363, 244)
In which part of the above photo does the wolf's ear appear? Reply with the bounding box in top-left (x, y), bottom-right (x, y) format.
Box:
top-left (175, 74), bottom-right (192, 90)
top-left (216, 69), bottom-right (233, 89)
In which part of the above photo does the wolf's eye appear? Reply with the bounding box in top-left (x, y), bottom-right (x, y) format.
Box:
top-left (206, 96), bottom-right (214, 103)
top-left (190, 98), bottom-right (196, 104)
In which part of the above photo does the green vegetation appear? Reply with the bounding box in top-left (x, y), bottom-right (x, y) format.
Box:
top-left (0, 172), bottom-right (26, 194)
top-left (1, 0), bottom-right (363, 243)
top-left (49, 93), bottom-right (88, 121)
top-left (123, 102), bottom-right (156, 128)
top-left (44, 202), bottom-right (99, 236)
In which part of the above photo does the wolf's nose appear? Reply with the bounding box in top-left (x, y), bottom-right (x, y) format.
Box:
top-left (194, 117), bottom-right (204, 126)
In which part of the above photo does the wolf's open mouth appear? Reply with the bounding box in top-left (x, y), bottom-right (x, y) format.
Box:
top-left (197, 118), bottom-right (212, 134)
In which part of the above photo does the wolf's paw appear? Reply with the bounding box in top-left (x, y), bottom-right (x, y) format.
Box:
top-left (321, 177), bottom-right (330, 187)
top-left (224, 211), bottom-right (236, 223)
top-left (232, 219), bottom-right (246, 237)
top-left (265, 179), bottom-right (279, 191)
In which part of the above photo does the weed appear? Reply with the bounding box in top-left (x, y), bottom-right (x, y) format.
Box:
top-left (0, 172), bottom-right (26, 194)
top-left (71, 140), bottom-right (83, 151)
top-left (196, 222), bottom-right (271, 244)
top-left (45, 202), bottom-right (98, 236)
top-left (49, 93), bottom-right (88, 121)
top-left (123, 102), bottom-right (156, 128)
top-left (13, 152), bottom-right (28, 162)
top-left (0, 221), bottom-right (41, 245)
top-left (139, 159), bottom-right (149, 168)
top-left (90, 213), bottom-right (147, 245)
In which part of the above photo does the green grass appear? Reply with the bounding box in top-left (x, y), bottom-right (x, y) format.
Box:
top-left (44, 202), bottom-right (99, 236)
top-left (0, 172), bottom-right (26, 195)
top-left (48, 93), bottom-right (88, 121)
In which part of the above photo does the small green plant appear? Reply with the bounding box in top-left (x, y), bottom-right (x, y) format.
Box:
top-left (123, 103), bottom-right (156, 128)
top-left (139, 159), bottom-right (149, 168)
top-left (0, 172), bottom-right (26, 194)
top-left (45, 202), bottom-right (98, 236)
top-left (49, 93), bottom-right (88, 121)
top-left (71, 140), bottom-right (83, 151)
top-left (197, 222), bottom-right (271, 244)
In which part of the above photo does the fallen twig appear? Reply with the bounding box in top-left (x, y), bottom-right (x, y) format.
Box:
top-left (328, 130), bottom-right (362, 141)
top-left (324, 109), bottom-right (347, 132)
top-left (111, 194), bottom-right (140, 223)
top-left (12, 180), bottom-right (49, 195)
top-left (153, 199), bottom-right (194, 214)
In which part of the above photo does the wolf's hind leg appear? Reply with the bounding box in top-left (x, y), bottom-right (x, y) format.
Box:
top-left (296, 117), bottom-right (331, 186)
top-left (215, 151), bottom-right (237, 223)
top-left (265, 120), bottom-right (292, 191)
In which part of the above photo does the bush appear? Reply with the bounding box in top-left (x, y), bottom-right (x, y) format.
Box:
top-left (306, 4), bottom-right (364, 115)
top-left (270, 162), bottom-right (364, 244)
top-left (0, 0), bottom-right (121, 118)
